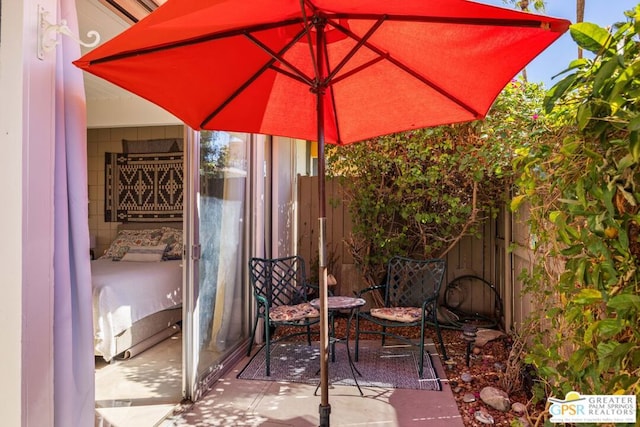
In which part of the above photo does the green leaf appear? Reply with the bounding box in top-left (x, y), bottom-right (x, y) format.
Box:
top-left (617, 154), bottom-right (636, 172)
top-left (628, 115), bottom-right (640, 133)
top-left (568, 348), bottom-right (591, 370)
top-left (577, 103), bottom-right (592, 130)
top-left (576, 178), bottom-right (586, 206)
top-left (611, 60), bottom-right (640, 101)
top-left (545, 73), bottom-right (578, 113)
top-left (607, 294), bottom-right (640, 314)
top-left (597, 341), bottom-right (618, 360)
top-left (628, 132), bottom-right (640, 162)
top-left (574, 288), bottom-right (603, 305)
top-left (549, 211), bottom-right (563, 224)
top-left (596, 318), bottom-right (624, 338)
top-left (575, 258), bottom-right (587, 285)
top-left (510, 194), bottom-right (526, 211)
top-left (598, 342), bottom-right (634, 372)
top-left (593, 57), bottom-right (620, 94)
top-left (560, 244), bottom-right (583, 256)
top-left (570, 22), bottom-right (613, 54)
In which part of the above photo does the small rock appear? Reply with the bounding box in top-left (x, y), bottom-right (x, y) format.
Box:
top-left (452, 386), bottom-right (462, 393)
top-left (462, 392), bottom-right (476, 403)
top-left (518, 416), bottom-right (531, 427)
top-left (494, 362), bottom-right (505, 372)
top-left (480, 386), bottom-right (511, 412)
top-left (461, 372), bottom-right (473, 383)
top-left (512, 402), bottom-right (527, 415)
top-left (474, 410), bottom-right (494, 424)
top-left (475, 329), bottom-right (506, 347)
top-left (472, 347), bottom-right (482, 355)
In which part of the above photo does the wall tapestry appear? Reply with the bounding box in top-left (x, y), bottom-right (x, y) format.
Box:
top-left (105, 152), bottom-right (184, 222)
top-left (122, 138), bottom-right (183, 153)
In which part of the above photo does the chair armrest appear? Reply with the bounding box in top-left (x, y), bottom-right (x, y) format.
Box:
top-left (356, 284), bottom-right (386, 298)
top-left (421, 294), bottom-right (438, 306)
top-left (255, 294), bottom-right (269, 307)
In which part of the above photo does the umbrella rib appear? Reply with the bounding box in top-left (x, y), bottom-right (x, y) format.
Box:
top-left (322, 40), bottom-right (342, 144)
top-left (323, 16), bottom-right (386, 85)
top-left (330, 56), bottom-right (385, 87)
top-left (244, 32), bottom-right (315, 87)
top-left (268, 66), bottom-right (311, 86)
top-left (300, 0), bottom-right (320, 83)
top-left (85, 18), bottom-right (305, 65)
top-left (328, 14), bottom-right (557, 31)
top-left (200, 29), bottom-right (309, 128)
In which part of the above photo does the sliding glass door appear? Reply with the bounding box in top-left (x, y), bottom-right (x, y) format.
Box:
top-left (183, 129), bottom-right (252, 400)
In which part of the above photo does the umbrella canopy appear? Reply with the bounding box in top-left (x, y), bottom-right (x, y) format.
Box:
top-left (74, 0), bottom-right (569, 144)
top-left (74, 1), bottom-right (569, 425)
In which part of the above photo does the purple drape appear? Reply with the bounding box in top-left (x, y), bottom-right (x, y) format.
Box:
top-left (53, 0), bottom-right (95, 425)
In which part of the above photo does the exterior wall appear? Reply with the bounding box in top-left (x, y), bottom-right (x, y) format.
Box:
top-left (87, 125), bottom-right (184, 257)
top-left (0, 0), bottom-right (56, 425)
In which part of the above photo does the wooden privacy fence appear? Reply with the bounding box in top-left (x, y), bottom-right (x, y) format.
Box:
top-left (297, 175), bottom-right (531, 331)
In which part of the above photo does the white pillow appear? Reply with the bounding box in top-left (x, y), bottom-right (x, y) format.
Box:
top-left (120, 243), bottom-right (167, 262)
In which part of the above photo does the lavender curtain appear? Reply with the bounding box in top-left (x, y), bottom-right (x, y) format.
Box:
top-left (53, 0), bottom-right (95, 425)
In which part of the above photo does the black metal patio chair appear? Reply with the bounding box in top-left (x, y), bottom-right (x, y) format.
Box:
top-left (247, 255), bottom-right (320, 376)
top-left (354, 256), bottom-right (448, 378)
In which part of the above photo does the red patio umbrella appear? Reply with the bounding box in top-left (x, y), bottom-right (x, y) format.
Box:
top-left (74, 1), bottom-right (569, 424)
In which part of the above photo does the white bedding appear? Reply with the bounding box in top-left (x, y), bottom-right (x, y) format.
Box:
top-left (91, 258), bottom-right (183, 360)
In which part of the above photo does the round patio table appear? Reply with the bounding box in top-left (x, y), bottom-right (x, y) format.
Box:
top-left (310, 296), bottom-right (366, 395)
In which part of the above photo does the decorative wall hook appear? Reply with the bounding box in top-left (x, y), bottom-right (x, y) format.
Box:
top-left (37, 4), bottom-right (101, 60)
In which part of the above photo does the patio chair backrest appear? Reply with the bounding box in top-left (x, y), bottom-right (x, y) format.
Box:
top-left (249, 255), bottom-right (309, 309)
top-left (384, 256), bottom-right (446, 307)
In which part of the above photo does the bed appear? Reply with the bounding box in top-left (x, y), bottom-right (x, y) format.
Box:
top-left (92, 222), bottom-right (183, 362)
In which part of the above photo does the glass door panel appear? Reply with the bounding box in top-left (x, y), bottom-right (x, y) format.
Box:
top-left (197, 130), bottom-right (248, 373)
top-left (184, 129), bottom-right (250, 400)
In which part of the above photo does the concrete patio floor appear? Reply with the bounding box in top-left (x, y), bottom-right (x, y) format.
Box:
top-left (160, 341), bottom-right (464, 427)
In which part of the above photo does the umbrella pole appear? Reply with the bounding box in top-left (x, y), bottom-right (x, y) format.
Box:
top-left (315, 16), bottom-right (331, 427)
top-left (318, 144), bottom-right (330, 427)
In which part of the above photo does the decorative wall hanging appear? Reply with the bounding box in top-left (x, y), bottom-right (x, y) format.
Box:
top-left (105, 152), bottom-right (183, 222)
top-left (122, 138), bottom-right (184, 153)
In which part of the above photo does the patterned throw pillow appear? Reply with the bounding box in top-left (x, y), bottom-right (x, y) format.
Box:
top-left (160, 227), bottom-right (184, 260)
top-left (102, 228), bottom-right (164, 260)
top-left (120, 243), bottom-right (167, 262)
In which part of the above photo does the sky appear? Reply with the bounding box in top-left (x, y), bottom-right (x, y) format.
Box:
top-left (480, 0), bottom-right (639, 88)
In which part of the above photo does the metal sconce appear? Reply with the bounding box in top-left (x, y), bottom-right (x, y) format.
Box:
top-left (37, 4), bottom-right (100, 60)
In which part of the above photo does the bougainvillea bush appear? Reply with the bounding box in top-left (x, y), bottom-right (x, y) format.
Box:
top-left (326, 77), bottom-right (548, 287)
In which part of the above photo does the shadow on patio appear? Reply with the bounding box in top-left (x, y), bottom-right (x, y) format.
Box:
top-left (162, 340), bottom-right (463, 427)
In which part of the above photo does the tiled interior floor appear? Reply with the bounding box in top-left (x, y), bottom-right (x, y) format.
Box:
top-left (94, 333), bottom-right (182, 427)
top-left (95, 335), bottom-right (463, 427)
